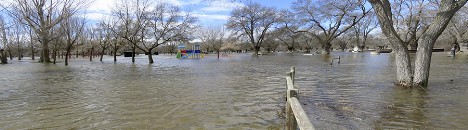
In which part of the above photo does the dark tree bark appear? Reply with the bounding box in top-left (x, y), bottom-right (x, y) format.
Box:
top-left (253, 46), bottom-right (260, 55)
top-left (147, 49), bottom-right (154, 63)
top-left (65, 47), bottom-right (71, 65)
top-left (131, 45), bottom-right (135, 63)
top-left (100, 47), bottom-right (106, 61)
top-left (89, 47), bottom-right (94, 61)
top-left (0, 49), bottom-right (7, 64)
top-left (53, 49), bottom-right (57, 64)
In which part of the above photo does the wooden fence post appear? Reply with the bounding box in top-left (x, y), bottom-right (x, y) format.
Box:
top-left (291, 67), bottom-right (295, 84)
top-left (285, 67), bottom-right (315, 130)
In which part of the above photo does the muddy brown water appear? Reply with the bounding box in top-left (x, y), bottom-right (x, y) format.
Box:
top-left (0, 52), bottom-right (467, 129)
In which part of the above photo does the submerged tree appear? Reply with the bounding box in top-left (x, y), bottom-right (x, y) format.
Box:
top-left (9, 0), bottom-right (89, 63)
top-left (198, 26), bottom-right (225, 59)
top-left (353, 12), bottom-right (378, 51)
top-left (61, 16), bottom-right (85, 65)
top-left (0, 15), bottom-right (11, 63)
top-left (447, 6), bottom-right (468, 49)
top-left (140, 3), bottom-right (198, 63)
top-left (113, 0), bottom-right (149, 63)
top-left (96, 21), bottom-right (112, 62)
top-left (102, 18), bottom-right (125, 62)
top-left (370, 0), bottom-right (467, 87)
top-left (227, 2), bottom-right (279, 55)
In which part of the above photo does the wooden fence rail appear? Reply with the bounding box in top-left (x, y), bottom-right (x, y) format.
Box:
top-left (330, 56), bottom-right (341, 65)
top-left (285, 67), bottom-right (315, 130)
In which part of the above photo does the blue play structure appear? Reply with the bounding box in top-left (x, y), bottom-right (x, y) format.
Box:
top-left (176, 44), bottom-right (203, 59)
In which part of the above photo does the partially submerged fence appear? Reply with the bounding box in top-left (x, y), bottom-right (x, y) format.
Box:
top-left (330, 56), bottom-right (340, 65)
top-left (285, 67), bottom-right (315, 130)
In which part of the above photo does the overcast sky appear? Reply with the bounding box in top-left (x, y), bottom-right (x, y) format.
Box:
top-left (84, 0), bottom-right (293, 27)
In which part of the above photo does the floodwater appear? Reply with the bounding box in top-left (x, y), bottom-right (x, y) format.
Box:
top-left (0, 52), bottom-right (467, 129)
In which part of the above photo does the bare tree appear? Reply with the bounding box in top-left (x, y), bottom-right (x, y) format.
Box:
top-left (353, 13), bottom-right (378, 51)
top-left (26, 26), bottom-right (37, 60)
top-left (334, 33), bottom-right (354, 52)
top-left (297, 34), bottom-right (319, 53)
top-left (390, 0), bottom-right (434, 50)
top-left (113, 0), bottom-right (149, 63)
top-left (261, 36), bottom-right (279, 52)
top-left (101, 18), bottom-right (125, 62)
top-left (165, 43), bottom-right (178, 55)
top-left (198, 26), bottom-right (225, 59)
top-left (447, 6), bottom-right (468, 50)
top-left (96, 22), bottom-right (111, 62)
top-left (85, 27), bottom-right (98, 61)
top-left (61, 16), bottom-right (85, 65)
top-left (272, 26), bottom-right (301, 52)
top-left (0, 15), bottom-right (10, 63)
top-left (8, 0), bottom-right (89, 63)
top-left (226, 2), bottom-right (279, 55)
top-left (50, 26), bottom-right (63, 64)
top-left (139, 3), bottom-right (198, 63)
top-left (292, 0), bottom-right (371, 54)
top-left (11, 22), bottom-right (26, 60)
top-left (370, 0), bottom-right (467, 87)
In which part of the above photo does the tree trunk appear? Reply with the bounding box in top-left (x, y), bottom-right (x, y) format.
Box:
top-left (0, 49), bottom-right (7, 64)
top-left (322, 42), bottom-right (331, 54)
top-left (217, 50), bottom-right (220, 59)
top-left (253, 46), bottom-right (260, 55)
top-left (113, 48), bottom-right (118, 62)
top-left (287, 46), bottom-right (294, 52)
top-left (53, 50), bottom-right (57, 64)
top-left (100, 48), bottom-right (105, 61)
top-left (41, 39), bottom-right (51, 63)
top-left (413, 4), bottom-right (461, 86)
top-left (31, 46), bottom-right (35, 60)
top-left (17, 45), bottom-right (21, 60)
top-left (89, 48), bottom-right (93, 61)
top-left (394, 47), bottom-right (413, 86)
top-left (65, 48), bottom-right (71, 66)
top-left (132, 46), bottom-right (136, 63)
top-left (359, 46), bottom-right (366, 51)
top-left (147, 49), bottom-right (154, 64)
top-left (369, 0), bottom-right (414, 87)
top-left (409, 40), bottom-right (418, 50)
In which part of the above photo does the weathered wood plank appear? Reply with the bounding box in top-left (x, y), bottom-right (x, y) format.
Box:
top-left (286, 89), bottom-right (298, 130)
top-left (290, 67), bottom-right (295, 84)
top-left (286, 77), bottom-right (295, 90)
top-left (290, 97), bottom-right (315, 130)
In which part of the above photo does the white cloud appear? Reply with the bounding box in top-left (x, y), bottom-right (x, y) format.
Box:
top-left (201, 0), bottom-right (244, 12)
top-left (82, 0), bottom-right (238, 26)
top-left (201, 6), bottom-right (231, 12)
top-left (87, 0), bottom-right (115, 13)
top-left (160, 0), bottom-right (186, 6)
top-left (82, 12), bottom-right (109, 21)
top-left (195, 14), bottom-right (230, 21)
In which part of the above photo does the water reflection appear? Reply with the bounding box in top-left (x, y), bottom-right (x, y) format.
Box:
top-left (374, 88), bottom-right (429, 129)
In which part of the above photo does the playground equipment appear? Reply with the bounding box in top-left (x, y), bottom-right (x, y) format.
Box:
top-left (176, 44), bottom-right (203, 59)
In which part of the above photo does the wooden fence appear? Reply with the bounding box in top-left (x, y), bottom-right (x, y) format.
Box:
top-left (285, 67), bottom-right (315, 130)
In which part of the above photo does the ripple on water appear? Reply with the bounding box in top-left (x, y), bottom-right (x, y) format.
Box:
top-left (0, 53), bottom-right (468, 129)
